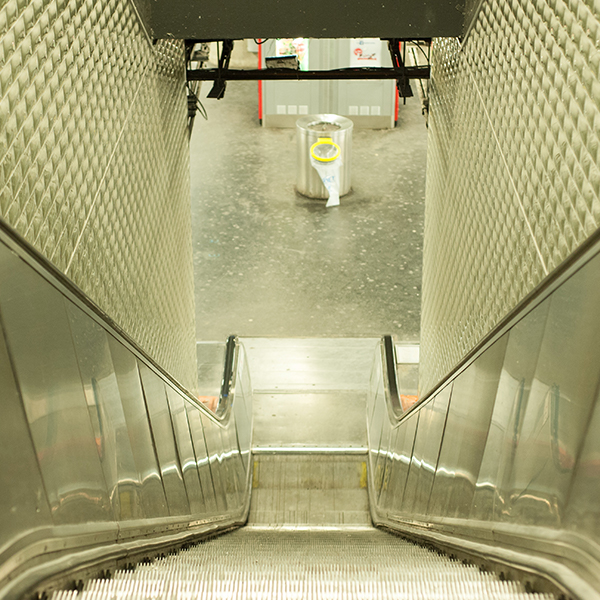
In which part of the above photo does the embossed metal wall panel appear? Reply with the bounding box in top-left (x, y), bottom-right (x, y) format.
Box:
top-left (0, 0), bottom-right (196, 392)
top-left (421, 0), bottom-right (600, 395)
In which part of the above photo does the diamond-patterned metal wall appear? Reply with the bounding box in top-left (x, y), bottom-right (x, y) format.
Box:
top-left (421, 0), bottom-right (600, 395)
top-left (0, 0), bottom-right (197, 391)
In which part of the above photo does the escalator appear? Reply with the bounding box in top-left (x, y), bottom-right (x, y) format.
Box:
top-left (1, 222), bottom-right (600, 600)
top-left (49, 444), bottom-right (554, 599)
top-left (52, 526), bottom-right (552, 599)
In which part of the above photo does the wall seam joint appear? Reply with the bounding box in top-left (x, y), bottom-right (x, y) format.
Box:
top-left (65, 62), bottom-right (151, 275)
top-left (465, 66), bottom-right (549, 276)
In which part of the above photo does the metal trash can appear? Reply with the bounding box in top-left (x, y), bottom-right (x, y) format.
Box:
top-left (296, 114), bottom-right (353, 199)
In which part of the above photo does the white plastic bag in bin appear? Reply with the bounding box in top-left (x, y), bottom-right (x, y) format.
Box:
top-left (310, 137), bottom-right (342, 208)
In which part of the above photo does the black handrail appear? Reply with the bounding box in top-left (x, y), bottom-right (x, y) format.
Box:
top-left (216, 334), bottom-right (238, 418)
top-left (382, 335), bottom-right (403, 418)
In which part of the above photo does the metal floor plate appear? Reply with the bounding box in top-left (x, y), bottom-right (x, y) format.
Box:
top-left (242, 338), bottom-right (378, 393)
top-left (246, 338), bottom-right (374, 452)
top-left (249, 454), bottom-right (369, 526)
top-left (252, 392), bottom-right (368, 451)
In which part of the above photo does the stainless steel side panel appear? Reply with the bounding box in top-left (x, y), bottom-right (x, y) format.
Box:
top-left (186, 405), bottom-right (219, 514)
top-left (507, 261), bottom-right (600, 527)
top-left (201, 413), bottom-right (228, 513)
top-left (565, 252), bottom-right (600, 540)
top-left (139, 363), bottom-right (190, 517)
top-left (232, 346), bottom-right (253, 472)
top-left (67, 303), bottom-right (143, 520)
top-left (472, 300), bottom-right (551, 522)
top-left (219, 420), bottom-right (241, 511)
top-left (566, 387), bottom-right (600, 539)
top-left (367, 348), bottom-right (382, 424)
top-left (0, 314), bottom-right (53, 552)
top-left (386, 413), bottom-right (419, 515)
top-left (378, 425), bottom-right (399, 511)
top-left (368, 247), bottom-right (600, 595)
top-left (165, 388), bottom-right (206, 514)
top-left (401, 403), bottom-right (432, 515)
top-left (428, 335), bottom-right (508, 519)
top-left (0, 236), bottom-right (253, 598)
top-left (225, 415), bottom-right (245, 500)
top-left (367, 374), bottom-right (387, 497)
top-left (0, 249), bottom-right (111, 525)
top-left (403, 384), bottom-right (452, 516)
top-left (108, 337), bottom-right (168, 519)
top-left (374, 410), bottom-right (393, 503)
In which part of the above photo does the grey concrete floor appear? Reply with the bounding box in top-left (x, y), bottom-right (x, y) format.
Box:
top-left (190, 80), bottom-right (427, 341)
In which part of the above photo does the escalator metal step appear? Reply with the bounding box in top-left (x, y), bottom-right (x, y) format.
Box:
top-left (51, 528), bottom-right (555, 599)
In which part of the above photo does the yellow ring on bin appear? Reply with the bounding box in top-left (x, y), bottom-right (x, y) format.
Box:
top-left (310, 137), bottom-right (341, 162)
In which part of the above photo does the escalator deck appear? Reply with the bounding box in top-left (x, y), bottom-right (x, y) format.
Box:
top-left (51, 527), bottom-right (555, 599)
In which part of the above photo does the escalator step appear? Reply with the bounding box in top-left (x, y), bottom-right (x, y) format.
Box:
top-left (51, 528), bottom-right (555, 599)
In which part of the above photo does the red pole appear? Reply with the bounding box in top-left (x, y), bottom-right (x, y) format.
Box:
top-left (394, 41), bottom-right (400, 124)
top-left (257, 40), bottom-right (263, 124)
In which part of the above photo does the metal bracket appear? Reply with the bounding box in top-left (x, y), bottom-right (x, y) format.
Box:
top-left (207, 40), bottom-right (234, 99)
top-left (187, 66), bottom-right (430, 82)
top-left (387, 39), bottom-right (416, 101)
top-left (186, 39), bottom-right (431, 86)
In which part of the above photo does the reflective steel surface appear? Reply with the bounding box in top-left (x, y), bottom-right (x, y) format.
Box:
top-left (296, 115), bottom-right (353, 199)
top-left (139, 363), bottom-right (190, 516)
top-left (0, 312), bottom-right (53, 558)
top-left (67, 303), bottom-right (142, 520)
top-left (0, 236), bottom-right (253, 598)
top-left (508, 263), bottom-right (600, 528)
top-left (472, 301), bottom-right (550, 522)
top-left (429, 336), bottom-right (508, 520)
top-left (368, 240), bottom-right (600, 598)
top-left (403, 383), bottom-right (451, 517)
top-left (0, 246), bottom-right (112, 525)
top-left (165, 388), bottom-right (205, 514)
top-left (108, 339), bottom-right (169, 519)
top-left (185, 403), bottom-right (219, 515)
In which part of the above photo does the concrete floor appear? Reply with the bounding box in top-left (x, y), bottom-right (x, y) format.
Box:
top-left (190, 76), bottom-right (427, 341)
